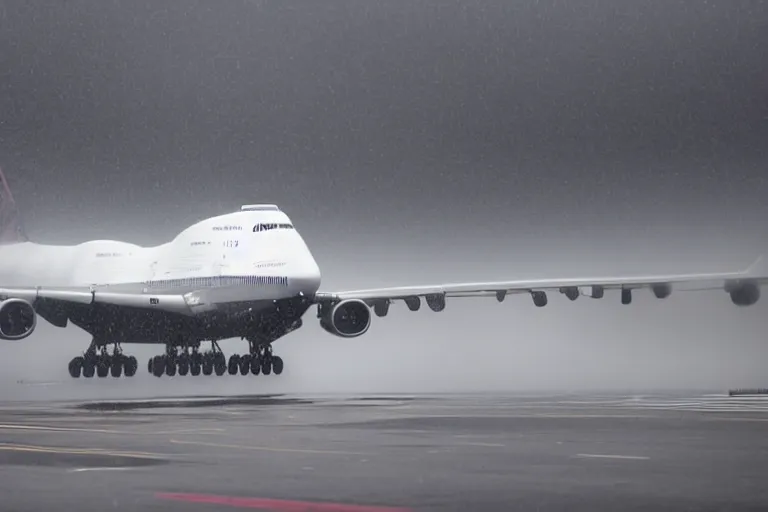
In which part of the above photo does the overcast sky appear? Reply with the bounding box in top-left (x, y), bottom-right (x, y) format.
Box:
top-left (1, 1), bottom-right (766, 394)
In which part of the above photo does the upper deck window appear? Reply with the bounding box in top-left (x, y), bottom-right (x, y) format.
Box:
top-left (253, 223), bottom-right (294, 232)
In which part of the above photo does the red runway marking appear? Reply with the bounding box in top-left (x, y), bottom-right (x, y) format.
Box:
top-left (155, 492), bottom-right (411, 512)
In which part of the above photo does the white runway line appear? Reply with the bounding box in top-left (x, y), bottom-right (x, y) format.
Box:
top-left (574, 453), bottom-right (650, 460)
top-left (67, 467), bottom-right (140, 473)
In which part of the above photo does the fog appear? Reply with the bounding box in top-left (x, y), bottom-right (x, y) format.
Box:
top-left (1, 0), bottom-right (767, 399)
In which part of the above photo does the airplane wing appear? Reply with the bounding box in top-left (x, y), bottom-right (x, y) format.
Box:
top-left (0, 286), bottom-right (196, 340)
top-left (314, 255), bottom-right (767, 312)
top-left (0, 286), bottom-right (194, 315)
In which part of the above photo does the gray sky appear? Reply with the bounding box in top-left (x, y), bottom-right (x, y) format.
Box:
top-left (1, 0), bottom-right (767, 394)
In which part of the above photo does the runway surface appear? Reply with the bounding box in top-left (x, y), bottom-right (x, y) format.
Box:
top-left (1, 389), bottom-right (767, 511)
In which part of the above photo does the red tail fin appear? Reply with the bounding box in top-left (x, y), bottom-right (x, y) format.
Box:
top-left (0, 167), bottom-right (28, 245)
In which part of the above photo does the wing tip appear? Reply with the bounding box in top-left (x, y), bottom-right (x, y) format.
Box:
top-left (746, 254), bottom-right (765, 276)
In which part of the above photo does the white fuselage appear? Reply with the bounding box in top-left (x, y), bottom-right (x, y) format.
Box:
top-left (0, 207), bottom-right (322, 312)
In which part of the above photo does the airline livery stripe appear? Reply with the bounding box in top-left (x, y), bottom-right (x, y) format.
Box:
top-left (143, 275), bottom-right (289, 288)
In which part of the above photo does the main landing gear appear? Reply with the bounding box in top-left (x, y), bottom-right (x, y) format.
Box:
top-left (68, 342), bottom-right (139, 379)
top-left (226, 343), bottom-right (284, 377)
top-left (147, 340), bottom-right (283, 378)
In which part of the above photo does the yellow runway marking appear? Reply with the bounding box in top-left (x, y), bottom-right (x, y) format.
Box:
top-left (0, 442), bottom-right (165, 459)
top-left (169, 438), bottom-right (368, 456)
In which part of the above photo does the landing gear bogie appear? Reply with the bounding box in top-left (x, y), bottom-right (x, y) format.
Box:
top-left (69, 343), bottom-right (138, 379)
top-left (147, 341), bottom-right (286, 378)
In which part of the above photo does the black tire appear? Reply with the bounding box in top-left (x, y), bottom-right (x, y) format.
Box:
top-left (228, 355), bottom-right (240, 375)
top-left (250, 356), bottom-right (261, 376)
top-left (178, 358), bottom-right (189, 376)
top-left (272, 356), bottom-right (284, 375)
top-left (240, 355), bottom-right (251, 376)
top-left (68, 357), bottom-right (83, 378)
top-left (261, 358), bottom-right (272, 375)
top-left (152, 355), bottom-right (165, 377)
top-left (97, 360), bottom-right (109, 378)
top-left (82, 362), bottom-right (95, 378)
top-left (165, 358), bottom-right (177, 377)
top-left (124, 356), bottom-right (138, 377)
top-left (202, 359), bottom-right (213, 376)
top-left (110, 360), bottom-right (123, 378)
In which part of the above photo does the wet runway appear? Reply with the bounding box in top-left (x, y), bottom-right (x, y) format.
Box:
top-left (1, 391), bottom-right (767, 511)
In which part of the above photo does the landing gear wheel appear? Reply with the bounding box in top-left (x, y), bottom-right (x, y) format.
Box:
top-left (110, 359), bottom-right (123, 378)
top-left (165, 358), bottom-right (177, 377)
top-left (228, 355), bottom-right (240, 375)
top-left (271, 356), bottom-right (284, 375)
top-left (214, 360), bottom-right (226, 376)
top-left (124, 356), bottom-right (138, 377)
top-left (96, 360), bottom-right (109, 378)
top-left (152, 355), bottom-right (165, 377)
top-left (239, 355), bottom-right (251, 376)
top-left (83, 361), bottom-right (95, 378)
top-left (202, 357), bottom-right (213, 376)
top-left (261, 357), bottom-right (272, 375)
top-left (250, 356), bottom-right (261, 376)
top-left (177, 356), bottom-right (190, 376)
top-left (68, 357), bottom-right (83, 378)
top-left (190, 359), bottom-right (201, 376)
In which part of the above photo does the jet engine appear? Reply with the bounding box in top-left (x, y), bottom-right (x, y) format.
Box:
top-left (318, 299), bottom-right (372, 338)
top-left (0, 298), bottom-right (37, 341)
top-left (728, 281), bottom-right (761, 306)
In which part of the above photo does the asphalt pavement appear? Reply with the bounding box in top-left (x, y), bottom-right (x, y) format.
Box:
top-left (0, 391), bottom-right (767, 511)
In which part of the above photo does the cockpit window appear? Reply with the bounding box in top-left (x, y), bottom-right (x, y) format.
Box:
top-left (253, 223), bottom-right (294, 232)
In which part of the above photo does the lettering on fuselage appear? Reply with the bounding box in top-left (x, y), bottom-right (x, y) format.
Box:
top-left (95, 252), bottom-right (123, 257)
top-left (253, 223), bottom-right (293, 232)
top-left (222, 240), bottom-right (239, 248)
top-left (190, 241), bottom-right (210, 246)
top-left (143, 275), bottom-right (289, 289)
top-left (212, 225), bottom-right (242, 231)
top-left (254, 261), bottom-right (287, 268)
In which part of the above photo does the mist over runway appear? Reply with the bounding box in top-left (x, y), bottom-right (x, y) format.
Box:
top-left (1, 0), bottom-right (767, 392)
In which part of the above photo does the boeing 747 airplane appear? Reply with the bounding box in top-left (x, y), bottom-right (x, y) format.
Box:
top-left (0, 168), bottom-right (765, 379)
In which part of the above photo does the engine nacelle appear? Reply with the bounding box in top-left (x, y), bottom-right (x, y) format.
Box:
top-left (318, 299), bottom-right (372, 338)
top-left (729, 282), bottom-right (761, 306)
top-left (0, 299), bottom-right (37, 341)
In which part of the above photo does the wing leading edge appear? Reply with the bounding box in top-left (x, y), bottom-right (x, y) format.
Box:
top-left (315, 255), bottom-right (767, 309)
